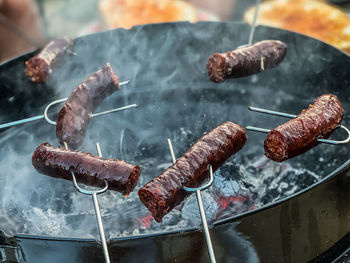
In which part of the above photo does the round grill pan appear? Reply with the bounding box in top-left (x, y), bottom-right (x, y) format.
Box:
top-left (0, 22), bottom-right (350, 263)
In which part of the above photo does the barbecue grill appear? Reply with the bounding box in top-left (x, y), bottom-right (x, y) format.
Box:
top-left (0, 21), bottom-right (350, 262)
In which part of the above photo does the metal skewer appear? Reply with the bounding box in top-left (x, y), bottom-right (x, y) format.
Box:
top-left (238, 0), bottom-right (261, 49)
top-left (248, 0), bottom-right (261, 46)
top-left (246, 106), bottom-right (350, 144)
top-left (0, 80), bottom-right (134, 129)
top-left (64, 142), bottom-right (110, 263)
top-left (167, 139), bottom-right (216, 263)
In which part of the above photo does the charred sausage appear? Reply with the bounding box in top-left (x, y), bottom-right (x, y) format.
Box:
top-left (25, 38), bottom-right (74, 83)
top-left (264, 94), bottom-right (344, 162)
top-left (32, 142), bottom-right (140, 195)
top-left (56, 63), bottom-right (120, 149)
top-left (138, 122), bottom-right (247, 222)
top-left (207, 40), bottom-right (287, 82)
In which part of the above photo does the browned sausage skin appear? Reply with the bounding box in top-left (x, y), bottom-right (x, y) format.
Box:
top-left (207, 40), bottom-right (287, 82)
top-left (32, 142), bottom-right (140, 195)
top-left (138, 122), bottom-right (247, 222)
top-left (25, 38), bottom-right (74, 83)
top-left (56, 63), bottom-right (120, 149)
top-left (264, 94), bottom-right (344, 162)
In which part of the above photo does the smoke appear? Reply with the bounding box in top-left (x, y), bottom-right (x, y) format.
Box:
top-left (0, 119), bottom-right (338, 239)
top-left (0, 22), bottom-right (349, 239)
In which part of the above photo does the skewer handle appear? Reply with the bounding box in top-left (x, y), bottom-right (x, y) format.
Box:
top-left (92, 192), bottom-right (110, 263)
top-left (167, 138), bottom-right (216, 263)
top-left (195, 188), bottom-right (216, 263)
top-left (91, 143), bottom-right (110, 263)
top-left (248, 0), bottom-right (261, 45)
top-left (65, 142), bottom-right (110, 263)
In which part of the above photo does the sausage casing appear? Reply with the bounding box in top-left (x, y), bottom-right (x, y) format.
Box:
top-left (56, 63), bottom-right (120, 148)
top-left (264, 94), bottom-right (344, 162)
top-left (25, 38), bottom-right (74, 83)
top-left (32, 142), bottom-right (140, 195)
top-left (138, 122), bottom-right (247, 222)
top-left (207, 40), bottom-right (287, 82)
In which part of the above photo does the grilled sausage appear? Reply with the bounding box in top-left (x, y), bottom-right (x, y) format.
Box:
top-left (138, 122), bottom-right (247, 222)
top-left (207, 40), bottom-right (287, 82)
top-left (32, 142), bottom-right (140, 195)
top-left (25, 38), bottom-right (74, 83)
top-left (264, 94), bottom-right (344, 162)
top-left (56, 63), bottom-right (120, 149)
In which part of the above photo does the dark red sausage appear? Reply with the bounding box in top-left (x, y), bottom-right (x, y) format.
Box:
top-left (264, 94), bottom-right (344, 162)
top-left (32, 142), bottom-right (140, 195)
top-left (25, 38), bottom-right (74, 83)
top-left (56, 63), bottom-right (120, 149)
top-left (206, 40), bottom-right (287, 82)
top-left (138, 122), bottom-right (247, 222)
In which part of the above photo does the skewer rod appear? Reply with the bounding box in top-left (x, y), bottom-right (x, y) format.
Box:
top-left (91, 104), bottom-right (137, 118)
top-left (246, 126), bottom-right (271, 133)
top-left (248, 0), bottom-right (261, 45)
top-left (195, 188), bottom-right (216, 263)
top-left (248, 106), bottom-right (296, 118)
top-left (92, 192), bottom-right (110, 263)
top-left (119, 80), bottom-right (129, 86)
top-left (65, 142), bottom-right (110, 263)
top-left (0, 115), bottom-right (44, 129)
top-left (167, 138), bottom-right (176, 164)
top-left (167, 138), bottom-right (216, 263)
top-left (94, 142), bottom-right (110, 263)
top-left (96, 142), bottom-right (102, 157)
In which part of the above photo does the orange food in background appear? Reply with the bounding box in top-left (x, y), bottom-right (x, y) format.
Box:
top-left (99, 0), bottom-right (199, 29)
top-left (244, 0), bottom-right (350, 54)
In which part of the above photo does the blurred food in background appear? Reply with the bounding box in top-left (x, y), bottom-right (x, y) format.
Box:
top-left (0, 0), bottom-right (45, 62)
top-left (3, 0), bottom-right (350, 63)
top-left (244, 0), bottom-right (350, 54)
top-left (99, 0), bottom-right (200, 29)
top-left (189, 0), bottom-right (237, 21)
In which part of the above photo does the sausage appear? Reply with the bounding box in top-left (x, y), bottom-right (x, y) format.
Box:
top-left (138, 122), bottom-right (247, 222)
top-left (32, 142), bottom-right (141, 195)
top-left (25, 38), bottom-right (74, 83)
top-left (56, 63), bottom-right (120, 149)
top-left (206, 40), bottom-right (287, 82)
top-left (264, 94), bottom-right (344, 162)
